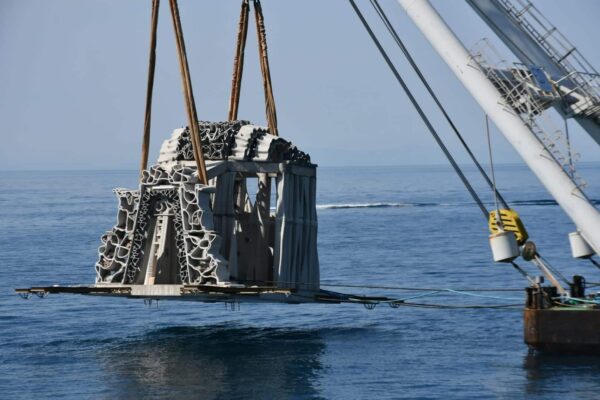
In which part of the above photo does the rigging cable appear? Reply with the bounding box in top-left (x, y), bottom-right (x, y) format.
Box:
top-left (349, 1), bottom-right (566, 288)
top-left (366, 1), bottom-right (577, 292)
top-left (510, 261), bottom-right (536, 285)
top-left (589, 257), bottom-right (600, 270)
top-left (564, 119), bottom-right (575, 179)
top-left (348, 0), bottom-right (488, 218)
top-left (292, 291), bottom-right (522, 309)
top-left (369, 0), bottom-right (509, 209)
top-left (485, 114), bottom-right (502, 227)
top-left (241, 278), bottom-right (523, 292)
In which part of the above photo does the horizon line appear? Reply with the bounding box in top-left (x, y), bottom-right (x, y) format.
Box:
top-left (2, 160), bottom-right (600, 172)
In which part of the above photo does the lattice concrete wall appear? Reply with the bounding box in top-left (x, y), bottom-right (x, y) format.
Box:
top-left (96, 189), bottom-right (139, 283)
top-left (96, 164), bottom-right (229, 285)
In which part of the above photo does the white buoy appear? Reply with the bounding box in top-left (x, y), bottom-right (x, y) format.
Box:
top-left (569, 231), bottom-right (595, 258)
top-left (490, 231), bottom-right (520, 262)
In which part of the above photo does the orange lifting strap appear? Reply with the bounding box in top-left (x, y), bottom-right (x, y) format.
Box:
top-left (139, 0), bottom-right (160, 180)
top-left (139, 0), bottom-right (208, 184)
top-left (228, 0), bottom-right (279, 136)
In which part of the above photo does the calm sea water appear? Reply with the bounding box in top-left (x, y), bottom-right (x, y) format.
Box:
top-left (2, 164), bottom-right (600, 399)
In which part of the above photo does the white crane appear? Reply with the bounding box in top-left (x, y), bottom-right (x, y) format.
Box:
top-left (397, 0), bottom-right (600, 260)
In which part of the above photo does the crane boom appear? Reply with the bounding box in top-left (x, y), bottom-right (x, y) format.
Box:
top-left (397, 0), bottom-right (600, 254)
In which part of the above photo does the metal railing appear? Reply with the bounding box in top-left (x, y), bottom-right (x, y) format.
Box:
top-left (470, 39), bottom-right (586, 190)
top-left (497, 0), bottom-right (600, 118)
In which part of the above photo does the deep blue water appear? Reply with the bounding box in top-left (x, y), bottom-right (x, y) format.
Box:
top-left (2, 164), bottom-right (600, 399)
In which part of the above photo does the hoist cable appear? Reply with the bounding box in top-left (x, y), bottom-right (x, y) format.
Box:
top-left (348, 0), bottom-right (488, 218)
top-left (369, 0), bottom-right (509, 210)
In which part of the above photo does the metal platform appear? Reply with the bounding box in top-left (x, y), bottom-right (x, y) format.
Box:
top-left (14, 284), bottom-right (400, 307)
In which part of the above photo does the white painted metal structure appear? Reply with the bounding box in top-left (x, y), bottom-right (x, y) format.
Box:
top-left (569, 231), bottom-right (595, 259)
top-left (397, 0), bottom-right (600, 255)
top-left (467, 0), bottom-right (600, 147)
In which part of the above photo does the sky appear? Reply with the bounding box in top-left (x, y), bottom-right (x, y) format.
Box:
top-left (1, 0), bottom-right (599, 170)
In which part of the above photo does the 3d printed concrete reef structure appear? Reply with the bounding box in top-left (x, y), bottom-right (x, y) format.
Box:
top-left (95, 121), bottom-right (319, 291)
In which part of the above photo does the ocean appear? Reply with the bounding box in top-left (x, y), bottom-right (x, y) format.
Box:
top-left (2, 164), bottom-right (600, 399)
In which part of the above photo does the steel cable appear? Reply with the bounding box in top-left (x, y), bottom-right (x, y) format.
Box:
top-left (348, 0), bottom-right (489, 218)
top-left (369, 0), bottom-right (510, 210)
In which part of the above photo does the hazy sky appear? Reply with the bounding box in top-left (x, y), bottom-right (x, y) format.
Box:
top-left (1, 0), bottom-right (599, 170)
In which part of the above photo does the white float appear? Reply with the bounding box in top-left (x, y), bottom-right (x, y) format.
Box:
top-left (490, 231), bottom-right (520, 262)
top-left (569, 231), bottom-right (595, 259)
